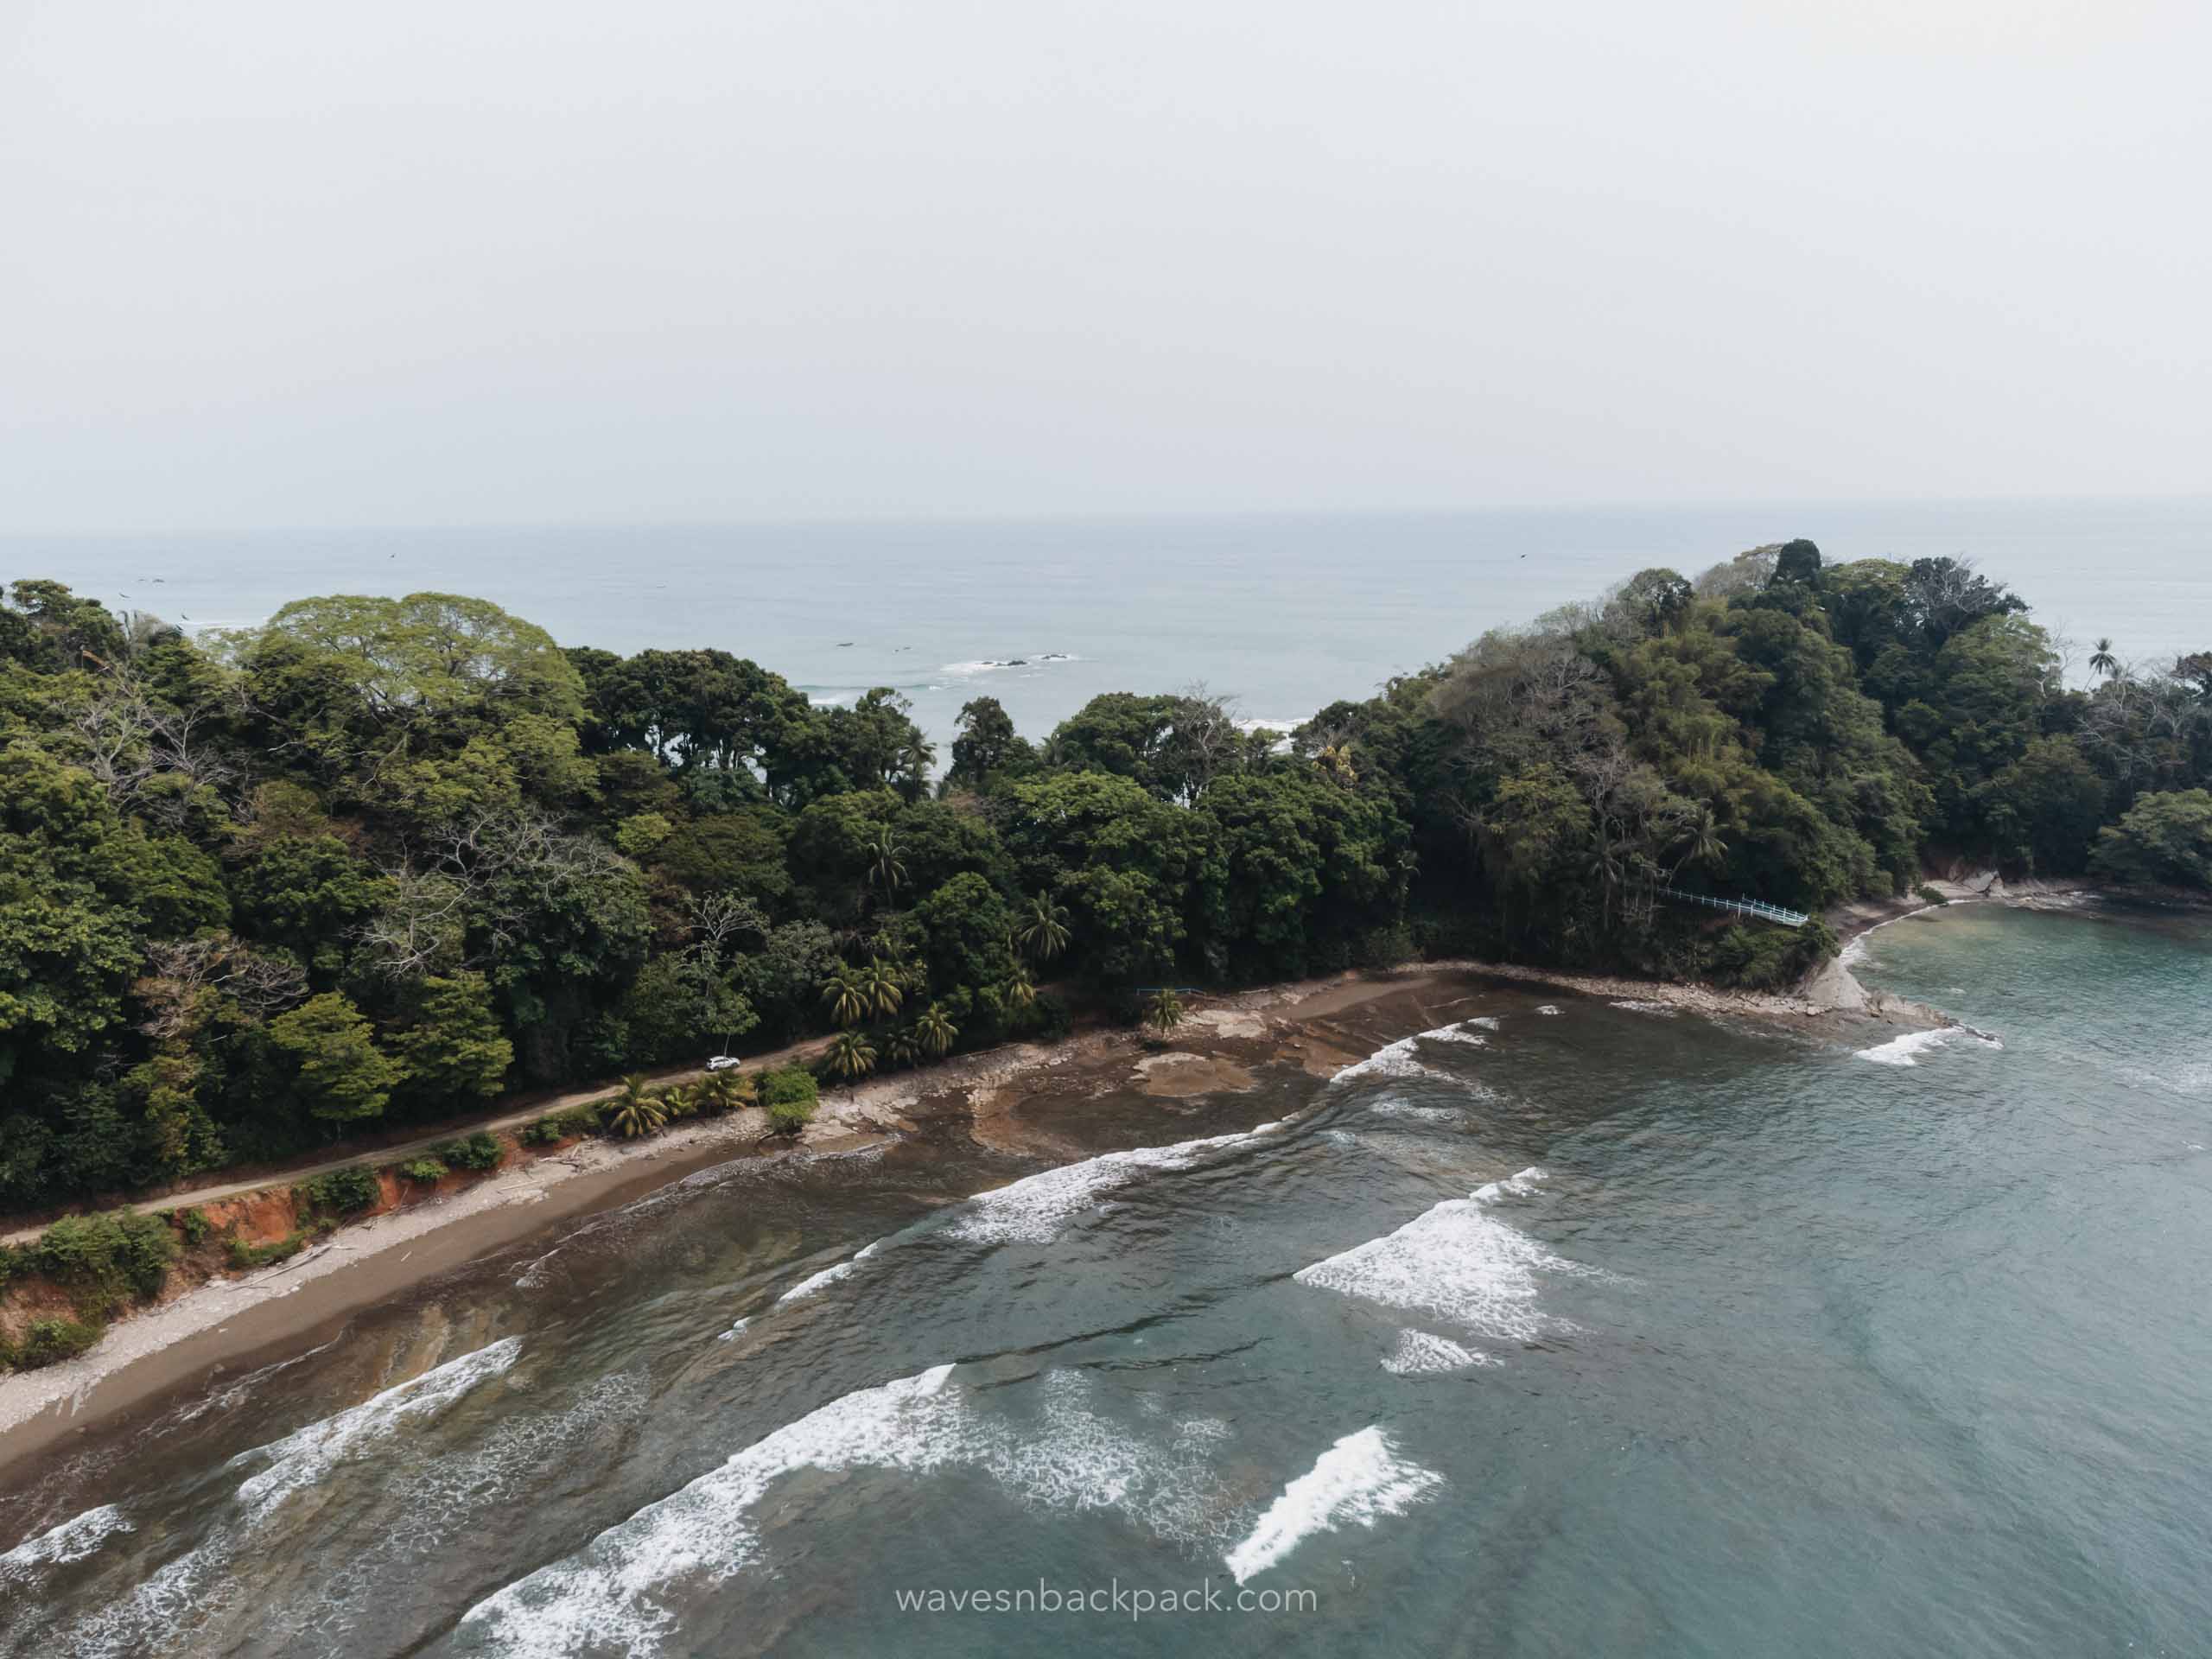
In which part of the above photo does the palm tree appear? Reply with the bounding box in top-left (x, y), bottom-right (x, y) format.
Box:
top-left (702, 1071), bottom-right (755, 1114)
top-left (916, 1001), bottom-right (958, 1058)
top-left (1676, 805), bottom-right (1726, 874)
top-left (607, 1076), bottom-right (669, 1139)
top-left (885, 1025), bottom-right (921, 1068)
top-left (818, 963), bottom-right (868, 1027)
top-left (660, 1084), bottom-right (699, 1121)
top-left (2090, 638), bottom-right (2119, 680)
top-left (1017, 895), bottom-right (1071, 963)
top-left (1001, 965), bottom-right (1036, 1014)
top-left (825, 1029), bottom-right (877, 1087)
top-left (861, 957), bottom-right (904, 1020)
top-left (1144, 988), bottom-right (1185, 1038)
top-left (865, 827), bottom-right (907, 902)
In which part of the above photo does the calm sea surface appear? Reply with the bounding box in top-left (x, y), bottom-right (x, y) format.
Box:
top-left (3, 902), bottom-right (2209, 1657)
top-left (7, 499), bottom-right (2208, 747)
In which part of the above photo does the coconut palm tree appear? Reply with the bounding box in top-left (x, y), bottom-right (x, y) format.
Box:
top-left (1144, 988), bottom-right (1185, 1038)
top-left (1675, 805), bottom-right (1726, 874)
top-left (818, 963), bottom-right (868, 1027)
top-left (885, 1025), bottom-right (921, 1068)
top-left (702, 1071), bottom-right (755, 1114)
top-left (916, 1001), bottom-right (958, 1058)
top-left (660, 1084), bottom-right (699, 1121)
top-left (825, 1029), bottom-right (877, 1087)
top-left (1017, 895), bottom-right (1071, 963)
top-left (2090, 638), bottom-right (2119, 680)
top-left (865, 828), bottom-right (907, 903)
top-left (1000, 965), bottom-right (1036, 1014)
top-left (860, 957), bottom-right (904, 1020)
top-left (607, 1076), bottom-right (668, 1138)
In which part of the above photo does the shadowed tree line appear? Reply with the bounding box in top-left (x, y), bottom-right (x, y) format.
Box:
top-left (2, 543), bottom-right (2206, 1210)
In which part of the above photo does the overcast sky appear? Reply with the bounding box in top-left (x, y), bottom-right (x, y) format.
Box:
top-left (3, 1), bottom-right (2207, 531)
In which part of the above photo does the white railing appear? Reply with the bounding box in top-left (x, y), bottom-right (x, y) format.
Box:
top-left (1656, 887), bottom-right (1810, 928)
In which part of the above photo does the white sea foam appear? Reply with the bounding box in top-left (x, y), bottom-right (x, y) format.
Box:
top-left (0, 1503), bottom-right (132, 1581)
top-left (717, 1316), bottom-right (752, 1342)
top-left (462, 1364), bottom-right (1233, 1655)
top-left (1368, 1102), bottom-right (1465, 1125)
top-left (946, 1131), bottom-right (1253, 1244)
top-left (1293, 1173), bottom-right (1580, 1341)
top-left (1330, 1031), bottom-right (1467, 1084)
top-left (1854, 1027), bottom-right (2004, 1066)
top-left (1222, 1427), bottom-right (1441, 1584)
top-left (229, 1338), bottom-right (523, 1519)
top-left (1421, 1025), bottom-right (1489, 1046)
top-left (1610, 999), bottom-right (1678, 1017)
top-left (1471, 1165), bottom-right (1549, 1204)
top-left (1380, 1330), bottom-right (1498, 1375)
top-left (1537, 1004), bottom-right (1562, 1016)
top-left (777, 1260), bottom-right (858, 1303)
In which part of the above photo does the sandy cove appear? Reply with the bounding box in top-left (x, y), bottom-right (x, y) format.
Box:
top-left (0, 931), bottom-right (1962, 1466)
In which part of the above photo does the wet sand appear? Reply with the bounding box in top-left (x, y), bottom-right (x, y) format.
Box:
top-left (0, 947), bottom-right (1939, 1467)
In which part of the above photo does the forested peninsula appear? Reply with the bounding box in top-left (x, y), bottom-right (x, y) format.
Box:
top-left (4, 541), bottom-right (2209, 1227)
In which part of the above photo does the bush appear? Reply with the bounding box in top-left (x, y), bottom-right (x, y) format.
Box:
top-left (1916, 884), bottom-right (1948, 906)
top-left (226, 1231), bottom-right (310, 1270)
top-left (399, 1156), bottom-right (448, 1185)
top-left (5, 1314), bottom-right (105, 1370)
top-left (0, 1243), bottom-right (23, 1288)
top-left (296, 1165), bottom-right (380, 1217)
top-left (165, 1206), bottom-right (213, 1245)
top-left (35, 1211), bottom-right (179, 1310)
top-left (434, 1131), bottom-right (505, 1172)
top-left (760, 1065), bottom-right (818, 1135)
top-left (519, 1105), bottom-right (602, 1146)
top-left (1704, 917), bottom-right (1838, 990)
top-left (1023, 991), bottom-right (1074, 1039)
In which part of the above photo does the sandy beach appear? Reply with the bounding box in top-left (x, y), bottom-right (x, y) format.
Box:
top-left (0, 925), bottom-right (1979, 1467)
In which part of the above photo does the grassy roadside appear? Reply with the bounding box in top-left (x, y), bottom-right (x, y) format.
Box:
top-left (0, 1065), bottom-right (819, 1374)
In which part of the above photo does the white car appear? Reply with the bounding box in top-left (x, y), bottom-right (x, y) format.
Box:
top-left (706, 1055), bottom-right (742, 1071)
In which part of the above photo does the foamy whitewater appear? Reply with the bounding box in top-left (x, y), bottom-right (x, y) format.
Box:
top-left (1223, 1428), bottom-right (1443, 1585)
top-left (10, 904), bottom-right (2209, 1658)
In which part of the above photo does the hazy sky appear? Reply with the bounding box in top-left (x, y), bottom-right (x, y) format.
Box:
top-left (3, 1), bottom-right (2207, 531)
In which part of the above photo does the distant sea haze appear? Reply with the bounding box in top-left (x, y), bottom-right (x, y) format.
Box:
top-left (11, 498), bottom-right (2207, 753)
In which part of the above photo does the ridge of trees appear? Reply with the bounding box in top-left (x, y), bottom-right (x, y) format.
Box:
top-left (2, 545), bottom-right (2206, 1211)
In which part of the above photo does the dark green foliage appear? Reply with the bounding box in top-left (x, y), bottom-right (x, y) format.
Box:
top-left (227, 1231), bottom-right (311, 1269)
top-left (34, 1211), bottom-right (178, 1310)
top-left (399, 1156), bottom-right (448, 1185)
top-left (295, 1165), bottom-right (380, 1217)
top-left (0, 562), bottom-right (2196, 1213)
top-left (1916, 885), bottom-right (1949, 906)
top-left (434, 1130), bottom-right (505, 1172)
top-left (761, 1065), bottom-right (819, 1135)
top-left (5, 1313), bottom-right (105, 1370)
top-left (2090, 790), bottom-right (2212, 889)
top-left (168, 1205), bottom-right (213, 1245)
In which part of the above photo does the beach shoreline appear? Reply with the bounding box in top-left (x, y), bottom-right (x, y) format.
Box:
top-left (0, 918), bottom-right (1985, 1466)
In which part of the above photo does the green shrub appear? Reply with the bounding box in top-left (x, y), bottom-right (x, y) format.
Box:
top-left (1916, 884), bottom-right (1949, 906)
top-left (35, 1211), bottom-right (178, 1308)
top-left (296, 1165), bottom-right (380, 1217)
top-left (164, 1206), bottom-right (213, 1245)
top-left (760, 1065), bottom-right (818, 1135)
top-left (519, 1106), bottom-right (601, 1146)
top-left (399, 1156), bottom-right (448, 1185)
top-left (6, 1315), bottom-right (105, 1370)
top-left (1704, 917), bottom-right (1839, 990)
top-left (434, 1131), bottom-right (505, 1172)
top-left (0, 1243), bottom-right (23, 1287)
top-left (226, 1231), bottom-right (310, 1270)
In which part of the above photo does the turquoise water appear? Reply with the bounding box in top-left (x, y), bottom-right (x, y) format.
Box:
top-left (3, 903), bottom-right (2209, 1656)
top-left (10, 498), bottom-right (2209, 748)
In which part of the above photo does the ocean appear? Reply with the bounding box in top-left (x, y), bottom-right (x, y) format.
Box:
top-left (7, 498), bottom-right (2208, 750)
top-left (3, 901), bottom-right (2209, 1656)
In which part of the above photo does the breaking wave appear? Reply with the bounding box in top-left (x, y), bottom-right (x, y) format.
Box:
top-left (1854, 1027), bottom-right (2004, 1066)
top-left (461, 1364), bottom-right (1235, 1655)
top-left (1222, 1427), bottom-right (1441, 1584)
top-left (1293, 1169), bottom-right (1584, 1343)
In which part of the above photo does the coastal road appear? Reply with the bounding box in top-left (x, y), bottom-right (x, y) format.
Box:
top-left (1, 1034), bottom-right (836, 1246)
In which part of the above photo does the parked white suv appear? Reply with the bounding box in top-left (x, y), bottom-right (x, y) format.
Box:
top-left (706, 1055), bottom-right (742, 1071)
